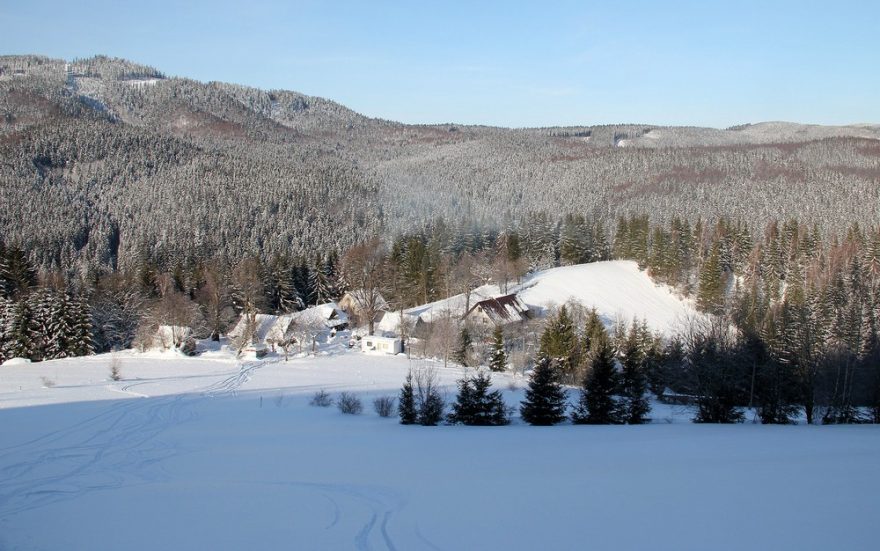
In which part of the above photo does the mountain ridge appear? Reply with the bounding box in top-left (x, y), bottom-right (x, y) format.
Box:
top-left (1, 54), bottom-right (878, 274)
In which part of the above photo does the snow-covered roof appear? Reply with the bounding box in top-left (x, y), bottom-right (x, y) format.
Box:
top-left (464, 294), bottom-right (530, 325)
top-left (156, 325), bottom-right (192, 338)
top-left (228, 304), bottom-right (348, 343)
top-left (227, 314), bottom-right (290, 343)
top-left (290, 302), bottom-right (348, 329)
top-left (376, 310), bottom-right (419, 335)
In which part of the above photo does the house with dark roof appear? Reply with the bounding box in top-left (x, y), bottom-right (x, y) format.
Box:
top-left (463, 294), bottom-right (530, 327)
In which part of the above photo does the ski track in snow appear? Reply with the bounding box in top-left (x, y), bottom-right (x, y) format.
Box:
top-left (0, 358), bottom-right (268, 520)
top-left (263, 481), bottom-right (414, 551)
top-left (0, 355), bottom-right (428, 548)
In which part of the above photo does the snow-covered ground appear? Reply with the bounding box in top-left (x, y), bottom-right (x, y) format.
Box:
top-left (404, 260), bottom-right (698, 335)
top-left (1, 342), bottom-right (878, 550)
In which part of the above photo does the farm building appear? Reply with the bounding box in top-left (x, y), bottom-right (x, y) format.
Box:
top-left (463, 294), bottom-right (530, 327)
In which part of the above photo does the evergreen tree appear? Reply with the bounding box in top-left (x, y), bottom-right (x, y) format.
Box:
top-left (68, 294), bottom-right (95, 357)
top-left (619, 323), bottom-right (651, 424)
top-left (697, 241), bottom-right (725, 314)
top-left (4, 299), bottom-right (35, 360)
top-left (559, 214), bottom-right (587, 265)
top-left (309, 253), bottom-right (333, 305)
top-left (46, 291), bottom-right (75, 360)
top-left (454, 326), bottom-right (473, 367)
top-left (538, 305), bottom-right (580, 382)
top-left (685, 323), bottom-right (745, 424)
top-left (0, 296), bottom-right (12, 364)
top-left (488, 326), bottom-right (508, 372)
top-left (398, 371), bottom-right (418, 425)
top-left (520, 356), bottom-right (568, 425)
top-left (581, 308), bottom-right (605, 354)
top-left (0, 246), bottom-right (37, 299)
top-left (447, 371), bottom-right (509, 425)
top-left (27, 288), bottom-right (54, 361)
top-left (572, 333), bottom-right (620, 424)
top-left (418, 391), bottom-right (445, 426)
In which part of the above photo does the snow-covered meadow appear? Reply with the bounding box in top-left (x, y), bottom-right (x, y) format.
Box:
top-left (1, 344), bottom-right (878, 550)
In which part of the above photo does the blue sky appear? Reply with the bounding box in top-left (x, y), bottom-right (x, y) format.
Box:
top-left (2, 0), bottom-right (878, 128)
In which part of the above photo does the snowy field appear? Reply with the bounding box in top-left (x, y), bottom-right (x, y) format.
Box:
top-left (1, 343), bottom-right (878, 550)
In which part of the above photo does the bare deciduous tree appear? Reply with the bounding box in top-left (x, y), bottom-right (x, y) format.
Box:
top-left (341, 239), bottom-right (387, 335)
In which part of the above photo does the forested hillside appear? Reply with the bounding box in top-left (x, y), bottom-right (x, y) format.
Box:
top-left (2, 54), bottom-right (879, 276)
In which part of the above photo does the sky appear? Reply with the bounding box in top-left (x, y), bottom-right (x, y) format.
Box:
top-left (1, 0), bottom-right (878, 128)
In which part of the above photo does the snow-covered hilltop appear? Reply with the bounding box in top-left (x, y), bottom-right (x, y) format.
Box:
top-left (402, 261), bottom-right (697, 337)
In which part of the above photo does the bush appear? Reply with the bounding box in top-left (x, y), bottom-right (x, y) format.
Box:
top-left (310, 389), bottom-right (334, 407)
top-left (373, 396), bottom-right (396, 417)
top-left (109, 356), bottom-right (122, 382)
top-left (337, 392), bottom-right (363, 415)
top-left (414, 366), bottom-right (445, 426)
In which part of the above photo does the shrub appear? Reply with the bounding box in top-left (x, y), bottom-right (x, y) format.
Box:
top-left (337, 392), bottom-right (363, 415)
top-left (414, 366), bottom-right (445, 426)
top-left (109, 356), bottom-right (122, 382)
top-left (373, 396), bottom-right (396, 417)
top-left (310, 389), bottom-right (334, 407)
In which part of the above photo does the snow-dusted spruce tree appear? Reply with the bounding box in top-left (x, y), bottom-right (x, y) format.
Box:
top-left (520, 356), bottom-right (567, 426)
top-left (45, 291), bottom-right (75, 360)
top-left (69, 294), bottom-right (95, 357)
top-left (488, 326), bottom-right (507, 372)
top-left (538, 305), bottom-right (581, 383)
top-left (398, 371), bottom-right (417, 425)
top-left (572, 332), bottom-right (621, 425)
top-left (619, 322), bottom-right (651, 424)
top-left (4, 299), bottom-right (36, 360)
top-left (447, 371), bottom-right (508, 426)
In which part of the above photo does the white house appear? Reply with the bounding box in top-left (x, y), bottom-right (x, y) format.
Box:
top-left (227, 302), bottom-right (349, 351)
top-left (227, 314), bottom-right (293, 349)
top-left (360, 335), bottom-right (403, 355)
top-left (290, 302), bottom-right (349, 332)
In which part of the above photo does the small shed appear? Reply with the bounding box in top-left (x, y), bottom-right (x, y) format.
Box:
top-left (360, 335), bottom-right (403, 355)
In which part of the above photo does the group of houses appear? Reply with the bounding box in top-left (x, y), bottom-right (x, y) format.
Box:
top-left (149, 289), bottom-right (533, 356)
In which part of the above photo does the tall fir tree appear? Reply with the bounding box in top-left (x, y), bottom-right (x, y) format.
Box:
top-left (619, 322), bottom-right (651, 424)
top-left (697, 241), bottom-right (725, 314)
top-left (398, 371), bottom-right (418, 425)
top-left (520, 356), bottom-right (568, 425)
top-left (488, 326), bottom-right (508, 372)
top-left (538, 305), bottom-right (580, 383)
top-left (572, 332), bottom-right (620, 424)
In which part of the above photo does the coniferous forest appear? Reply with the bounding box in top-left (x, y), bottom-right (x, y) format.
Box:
top-left (2, 54), bottom-right (879, 424)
